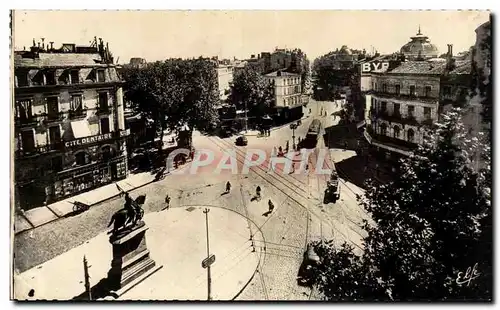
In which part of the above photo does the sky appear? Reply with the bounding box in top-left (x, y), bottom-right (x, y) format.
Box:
top-left (12, 10), bottom-right (490, 64)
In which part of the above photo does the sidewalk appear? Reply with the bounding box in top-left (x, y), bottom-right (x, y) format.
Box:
top-left (15, 171), bottom-right (158, 235)
top-left (14, 206), bottom-right (263, 301)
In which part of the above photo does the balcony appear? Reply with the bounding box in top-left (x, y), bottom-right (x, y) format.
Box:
top-left (96, 105), bottom-right (111, 115)
top-left (16, 142), bottom-right (64, 158)
top-left (372, 91), bottom-right (438, 104)
top-left (371, 108), bottom-right (421, 126)
top-left (15, 116), bottom-right (38, 127)
top-left (69, 109), bottom-right (87, 120)
top-left (366, 126), bottom-right (419, 152)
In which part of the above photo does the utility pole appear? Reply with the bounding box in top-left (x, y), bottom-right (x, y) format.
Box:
top-left (83, 256), bottom-right (92, 300)
top-left (244, 101), bottom-right (248, 133)
top-left (203, 208), bottom-right (212, 301)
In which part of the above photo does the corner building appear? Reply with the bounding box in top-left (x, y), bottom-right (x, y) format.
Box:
top-left (13, 38), bottom-right (129, 210)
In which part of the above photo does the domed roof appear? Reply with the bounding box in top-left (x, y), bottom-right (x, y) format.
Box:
top-left (400, 26), bottom-right (439, 60)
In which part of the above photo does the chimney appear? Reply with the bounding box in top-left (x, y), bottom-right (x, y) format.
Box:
top-left (251, 54), bottom-right (255, 59)
top-left (41, 38), bottom-right (45, 50)
top-left (50, 42), bottom-right (54, 50)
top-left (446, 44), bottom-right (456, 71)
top-left (277, 70), bottom-right (282, 77)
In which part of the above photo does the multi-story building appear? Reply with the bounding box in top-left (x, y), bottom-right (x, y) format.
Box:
top-left (264, 70), bottom-right (303, 121)
top-left (13, 38), bottom-right (130, 211)
top-left (364, 45), bottom-right (472, 161)
top-left (216, 64), bottom-right (233, 101)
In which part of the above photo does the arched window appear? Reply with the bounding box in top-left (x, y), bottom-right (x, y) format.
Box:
top-left (393, 125), bottom-right (400, 138)
top-left (380, 123), bottom-right (388, 136)
top-left (75, 151), bottom-right (90, 166)
top-left (407, 128), bottom-right (415, 142)
top-left (101, 145), bottom-right (116, 161)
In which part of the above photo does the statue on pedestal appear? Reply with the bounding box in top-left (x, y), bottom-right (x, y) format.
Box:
top-left (107, 192), bottom-right (146, 236)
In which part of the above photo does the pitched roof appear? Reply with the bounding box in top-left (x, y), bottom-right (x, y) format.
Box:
top-left (14, 53), bottom-right (107, 68)
top-left (388, 61), bottom-right (446, 75)
top-left (264, 70), bottom-right (300, 77)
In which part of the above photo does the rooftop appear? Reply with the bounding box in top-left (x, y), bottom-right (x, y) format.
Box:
top-left (14, 53), bottom-right (107, 68)
top-left (264, 70), bottom-right (300, 77)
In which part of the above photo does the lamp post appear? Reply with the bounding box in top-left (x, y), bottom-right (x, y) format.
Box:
top-left (290, 123), bottom-right (298, 151)
top-left (202, 208), bottom-right (213, 301)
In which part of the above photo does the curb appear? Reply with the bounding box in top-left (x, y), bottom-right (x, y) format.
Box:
top-left (14, 178), bottom-right (157, 236)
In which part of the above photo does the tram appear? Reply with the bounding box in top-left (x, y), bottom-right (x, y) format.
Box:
top-left (301, 119), bottom-right (322, 149)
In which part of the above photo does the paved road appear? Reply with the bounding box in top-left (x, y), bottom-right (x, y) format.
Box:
top-left (14, 99), bottom-right (370, 300)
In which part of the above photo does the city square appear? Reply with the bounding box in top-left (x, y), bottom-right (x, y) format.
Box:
top-left (11, 10), bottom-right (492, 302)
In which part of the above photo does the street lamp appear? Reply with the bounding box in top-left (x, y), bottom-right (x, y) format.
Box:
top-left (290, 123), bottom-right (298, 151)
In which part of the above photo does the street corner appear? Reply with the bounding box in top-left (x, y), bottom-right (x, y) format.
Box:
top-left (120, 206), bottom-right (263, 300)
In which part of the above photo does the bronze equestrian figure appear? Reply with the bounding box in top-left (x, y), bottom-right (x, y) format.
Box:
top-left (108, 193), bottom-right (146, 235)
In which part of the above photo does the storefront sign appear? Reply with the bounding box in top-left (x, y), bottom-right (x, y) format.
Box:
top-left (65, 133), bottom-right (113, 147)
top-left (120, 129), bottom-right (131, 137)
top-left (362, 62), bottom-right (389, 73)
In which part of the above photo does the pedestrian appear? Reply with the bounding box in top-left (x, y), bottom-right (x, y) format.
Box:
top-left (256, 186), bottom-right (261, 200)
top-left (344, 141), bottom-right (348, 151)
top-left (268, 199), bottom-right (275, 213)
top-left (165, 194), bottom-right (171, 209)
top-left (290, 162), bottom-right (296, 174)
top-left (226, 181), bottom-right (231, 193)
top-left (286, 141), bottom-right (289, 153)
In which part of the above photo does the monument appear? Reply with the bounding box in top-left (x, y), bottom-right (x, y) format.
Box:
top-left (105, 193), bottom-right (163, 297)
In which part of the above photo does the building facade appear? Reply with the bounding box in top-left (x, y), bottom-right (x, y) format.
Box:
top-left (366, 60), bottom-right (444, 157)
top-left (13, 38), bottom-right (129, 211)
top-left (216, 65), bottom-right (233, 101)
top-left (264, 71), bottom-right (303, 121)
top-left (364, 43), bottom-right (474, 160)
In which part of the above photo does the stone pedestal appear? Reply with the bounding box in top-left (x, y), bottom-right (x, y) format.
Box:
top-left (107, 221), bottom-right (162, 297)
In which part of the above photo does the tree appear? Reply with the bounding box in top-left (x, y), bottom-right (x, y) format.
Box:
top-left (122, 58), bottom-right (220, 153)
top-left (287, 49), bottom-right (311, 93)
top-left (312, 108), bottom-right (492, 301)
top-left (228, 66), bottom-right (274, 125)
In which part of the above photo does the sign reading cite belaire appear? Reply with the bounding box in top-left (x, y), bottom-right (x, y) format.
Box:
top-left (64, 129), bottom-right (130, 148)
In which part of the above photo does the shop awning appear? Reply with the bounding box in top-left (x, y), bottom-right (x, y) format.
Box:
top-left (71, 120), bottom-right (92, 139)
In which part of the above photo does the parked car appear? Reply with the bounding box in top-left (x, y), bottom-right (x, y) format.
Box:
top-left (235, 135), bottom-right (248, 146)
top-left (297, 243), bottom-right (320, 286)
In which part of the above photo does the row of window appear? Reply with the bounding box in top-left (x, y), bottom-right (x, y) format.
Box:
top-left (373, 82), bottom-right (433, 98)
top-left (378, 123), bottom-right (416, 143)
top-left (16, 92), bottom-right (109, 123)
top-left (374, 100), bottom-right (432, 120)
top-left (284, 77), bottom-right (300, 86)
top-left (18, 117), bottom-right (112, 154)
top-left (283, 86), bottom-right (301, 95)
top-left (15, 68), bottom-right (107, 88)
top-left (283, 96), bottom-right (300, 107)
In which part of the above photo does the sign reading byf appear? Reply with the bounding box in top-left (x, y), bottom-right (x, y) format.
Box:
top-left (362, 62), bottom-right (390, 73)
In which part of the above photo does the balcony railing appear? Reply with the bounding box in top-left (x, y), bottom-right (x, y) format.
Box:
top-left (371, 108), bottom-right (421, 126)
top-left (372, 91), bottom-right (438, 103)
top-left (69, 109), bottom-right (87, 119)
top-left (366, 126), bottom-right (419, 151)
top-left (15, 116), bottom-right (38, 126)
top-left (16, 142), bottom-right (64, 158)
top-left (97, 105), bottom-right (111, 115)
top-left (46, 112), bottom-right (64, 122)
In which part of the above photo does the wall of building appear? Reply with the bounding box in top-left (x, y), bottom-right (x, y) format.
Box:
top-left (372, 74), bottom-right (441, 98)
top-left (266, 74), bottom-right (302, 108)
top-left (16, 87), bottom-right (118, 149)
top-left (217, 66), bottom-right (233, 100)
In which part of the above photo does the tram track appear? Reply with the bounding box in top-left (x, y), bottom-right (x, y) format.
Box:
top-left (207, 136), bottom-right (362, 252)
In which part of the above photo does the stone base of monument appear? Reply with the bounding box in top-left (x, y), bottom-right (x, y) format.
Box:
top-left (106, 221), bottom-right (163, 298)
